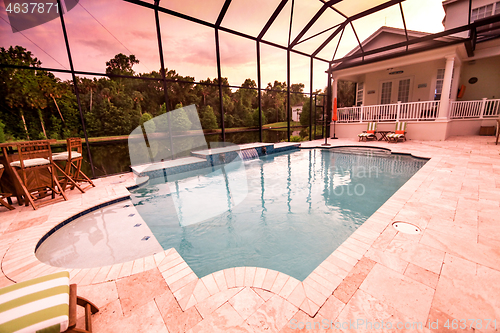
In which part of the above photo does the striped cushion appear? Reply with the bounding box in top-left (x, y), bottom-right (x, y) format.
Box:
top-left (387, 133), bottom-right (404, 138)
top-left (10, 158), bottom-right (50, 168)
top-left (0, 271), bottom-right (70, 333)
top-left (358, 132), bottom-right (375, 137)
top-left (52, 151), bottom-right (82, 161)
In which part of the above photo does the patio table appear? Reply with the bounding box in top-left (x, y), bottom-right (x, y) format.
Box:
top-left (377, 131), bottom-right (391, 141)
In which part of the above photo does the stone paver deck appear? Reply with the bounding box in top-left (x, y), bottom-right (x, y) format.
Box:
top-left (1, 136), bottom-right (499, 332)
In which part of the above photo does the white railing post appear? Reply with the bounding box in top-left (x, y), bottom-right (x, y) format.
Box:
top-left (360, 104), bottom-right (364, 123)
top-left (480, 98), bottom-right (487, 118)
top-left (396, 101), bottom-right (401, 122)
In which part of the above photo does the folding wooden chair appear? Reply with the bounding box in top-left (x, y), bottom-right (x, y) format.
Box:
top-left (10, 140), bottom-right (67, 210)
top-left (0, 271), bottom-right (99, 333)
top-left (0, 164), bottom-right (15, 210)
top-left (53, 138), bottom-right (94, 192)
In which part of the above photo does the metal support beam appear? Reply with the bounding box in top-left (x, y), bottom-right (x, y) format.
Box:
top-left (331, 25), bottom-right (345, 61)
top-left (313, 0), bottom-right (404, 57)
top-left (216, 0), bottom-right (232, 27)
top-left (258, 0), bottom-right (289, 40)
top-left (290, 0), bottom-right (342, 47)
top-left (399, 2), bottom-right (409, 51)
top-left (350, 22), bottom-right (364, 60)
top-left (312, 22), bottom-right (346, 57)
top-left (309, 57), bottom-right (314, 140)
top-left (257, 41), bottom-right (263, 142)
top-left (57, 0), bottom-right (95, 178)
top-left (154, 0), bottom-right (174, 159)
top-left (325, 71), bottom-right (332, 144)
top-left (287, 49), bottom-right (291, 141)
top-left (328, 15), bottom-right (500, 70)
top-left (215, 28), bottom-right (225, 142)
top-left (124, 0), bottom-right (330, 63)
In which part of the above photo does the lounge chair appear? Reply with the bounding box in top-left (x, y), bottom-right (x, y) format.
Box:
top-left (358, 122), bottom-right (377, 141)
top-left (0, 271), bottom-right (98, 333)
top-left (387, 122), bottom-right (407, 143)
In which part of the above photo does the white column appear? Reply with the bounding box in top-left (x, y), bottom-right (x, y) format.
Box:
top-left (437, 55), bottom-right (455, 119)
top-left (450, 58), bottom-right (462, 102)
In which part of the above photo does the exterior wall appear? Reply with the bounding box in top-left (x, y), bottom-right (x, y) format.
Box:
top-left (331, 121), bottom-right (449, 141)
top-left (443, 0), bottom-right (499, 37)
top-left (446, 118), bottom-right (498, 136)
top-left (331, 118), bottom-right (498, 141)
top-left (361, 59), bottom-right (446, 105)
top-left (458, 55), bottom-right (500, 100)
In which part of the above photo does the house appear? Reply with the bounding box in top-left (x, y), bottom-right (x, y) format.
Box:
top-left (330, 0), bottom-right (500, 140)
top-left (291, 105), bottom-right (303, 122)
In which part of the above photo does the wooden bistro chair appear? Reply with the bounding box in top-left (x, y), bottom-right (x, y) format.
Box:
top-left (0, 271), bottom-right (99, 333)
top-left (357, 122), bottom-right (377, 141)
top-left (387, 122), bottom-right (408, 143)
top-left (0, 163), bottom-right (15, 210)
top-left (53, 138), bottom-right (94, 192)
top-left (10, 140), bottom-right (67, 210)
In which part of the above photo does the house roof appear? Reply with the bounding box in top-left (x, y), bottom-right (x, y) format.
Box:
top-left (342, 26), bottom-right (433, 58)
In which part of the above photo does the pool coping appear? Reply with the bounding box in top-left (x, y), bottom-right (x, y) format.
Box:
top-left (0, 141), bottom-right (438, 317)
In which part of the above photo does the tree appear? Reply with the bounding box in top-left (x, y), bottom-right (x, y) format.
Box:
top-left (199, 105), bottom-right (218, 130)
top-left (105, 53), bottom-right (139, 77)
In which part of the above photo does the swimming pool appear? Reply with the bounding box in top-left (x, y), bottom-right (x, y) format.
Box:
top-left (130, 148), bottom-right (426, 280)
top-left (35, 147), bottom-right (426, 281)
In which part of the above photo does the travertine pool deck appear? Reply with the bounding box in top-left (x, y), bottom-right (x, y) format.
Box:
top-left (1, 136), bottom-right (499, 332)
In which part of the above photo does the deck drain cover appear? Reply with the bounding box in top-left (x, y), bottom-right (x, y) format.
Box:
top-left (392, 221), bottom-right (421, 234)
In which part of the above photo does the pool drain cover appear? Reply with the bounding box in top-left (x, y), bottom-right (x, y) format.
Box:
top-left (392, 221), bottom-right (421, 234)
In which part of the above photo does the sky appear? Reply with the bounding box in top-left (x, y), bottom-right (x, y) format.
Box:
top-left (0, 0), bottom-right (446, 92)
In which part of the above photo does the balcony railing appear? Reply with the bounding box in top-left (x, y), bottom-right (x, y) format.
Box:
top-left (337, 100), bottom-right (440, 123)
top-left (449, 98), bottom-right (500, 119)
top-left (337, 98), bottom-right (500, 123)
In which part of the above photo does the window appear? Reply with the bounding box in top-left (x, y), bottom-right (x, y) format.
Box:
top-left (434, 68), bottom-right (445, 100)
top-left (381, 82), bottom-right (392, 104)
top-left (356, 82), bottom-right (364, 106)
top-left (397, 79), bottom-right (410, 103)
top-left (471, 2), bottom-right (498, 21)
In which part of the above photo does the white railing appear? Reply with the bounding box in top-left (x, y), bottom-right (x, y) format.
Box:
top-left (450, 98), bottom-right (500, 119)
top-left (337, 100), bottom-right (440, 123)
top-left (337, 98), bottom-right (499, 123)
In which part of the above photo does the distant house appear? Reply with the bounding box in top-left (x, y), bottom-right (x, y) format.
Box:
top-left (330, 0), bottom-right (500, 140)
top-left (291, 105), bottom-right (303, 122)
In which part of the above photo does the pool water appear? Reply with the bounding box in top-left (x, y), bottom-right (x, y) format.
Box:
top-left (130, 148), bottom-right (426, 281)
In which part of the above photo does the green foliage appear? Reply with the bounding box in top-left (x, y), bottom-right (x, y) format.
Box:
top-left (48, 115), bottom-right (62, 140)
top-left (290, 135), bottom-right (302, 142)
top-left (337, 80), bottom-right (356, 107)
top-left (157, 103), bottom-right (192, 132)
top-left (139, 112), bottom-right (155, 133)
top-left (199, 105), bottom-right (218, 130)
top-left (1, 46), bottom-right (325, 142)
top-left (0, 120), bottom-right (5, 143)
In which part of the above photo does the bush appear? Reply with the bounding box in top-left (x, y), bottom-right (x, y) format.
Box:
top-left (0, 120), bottom-right (5, 143)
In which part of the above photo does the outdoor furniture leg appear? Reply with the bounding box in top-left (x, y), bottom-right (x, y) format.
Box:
top-left (53, 161), bottom-right (85, 193)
